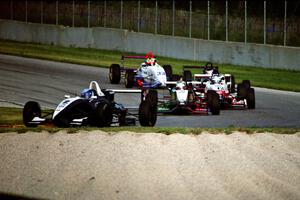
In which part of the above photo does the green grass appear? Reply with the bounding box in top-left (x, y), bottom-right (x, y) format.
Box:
top-left (0, 39), bottom-right (300, 92)
top-left (0, 107), bottom-right (299, 134)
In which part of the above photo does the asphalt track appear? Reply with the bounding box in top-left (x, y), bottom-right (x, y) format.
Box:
top-left (0, 54), bottom-right (299, 128)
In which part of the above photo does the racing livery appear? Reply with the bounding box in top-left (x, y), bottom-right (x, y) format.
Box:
top-left (23, 81), bottom-right (157, 127)
top-left (182, 62), bottom-right (255, 109)
top-left (109, 52), bottom-right (173, 88)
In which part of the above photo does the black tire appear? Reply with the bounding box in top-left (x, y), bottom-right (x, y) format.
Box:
top-left (247, 88), bottom-right (255, 109)
top-left (207, 90), bottom-right (220, 115)
top-left (230, 75), bottom-right (236, 93)
top-left (163, 65), bottom-right (173, 81)
top-left (23, 101), bottom-right (41, 127)
top-left (242, 80), bottom-right (251, 89)
top-left (141, 89), bottom-right (158, 107)
top-left (183, 70), bottom-right (192, 81)
top-left (139, 100), bottom-right (157, 127)
top-left (92, 101), bottom-right (113, 127)
top-left (237, 83), bottom-right (248, 99)
top-left (125, 70), bottom-right (135, 88)
top-left (109, 64), bottom-right (121, 84)
top-left (172, 74), bottom-right (182, 81)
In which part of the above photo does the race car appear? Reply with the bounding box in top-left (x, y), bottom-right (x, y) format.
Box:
top-left (157, 79), bottom-right (221, 115)
top-left (23, 81), bottom-right (157, 127)
top-left (182, 62), bottom-right (255, 109)
top-left (109, 52), bottom-right (173, 88)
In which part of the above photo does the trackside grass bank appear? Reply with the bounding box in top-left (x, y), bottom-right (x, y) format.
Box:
top-left (0, 40), bottom-right (300, 92)
top-left (0, 107), bottom-right (299, 134)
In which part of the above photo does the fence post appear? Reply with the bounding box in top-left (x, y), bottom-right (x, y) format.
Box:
top-left (10, 0), bottom-right (13, 20)
top-left (208, 1), bottom-right (210, 40)
top-left (56, 0), bottom-right (58, 25)
top-left (25, 1), bottom-right (28, 23)
top-left (189, 1), bottom-right (192, 38)
top-left (225, 1), bottom-right (228, 41)
top-left (284, 1), bottom-right (287, 46)
top-left (244, 1), bottom-right (247, 43)
top-left (155, 1), bottom-right (158, 34)
top-left (138, 0), bottom-right (140, 32)
top-left (41, 1), bottom-right (43, 24)
top-left (120, 0), bottom-right (123, 29)
top-left (263, 1), bottom-right (266, 44)
top-left (172, 0), bottom-right (175, 36)
top-left (104, 0), bottom-right (106, 27)
top-left (72, 1), bottom-right (74, 27)
top-left (88, 1), bottom-right (90, 28)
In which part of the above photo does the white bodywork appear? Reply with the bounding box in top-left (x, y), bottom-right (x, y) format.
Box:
top-left (139, 63), bottom-right (167, 86)
top-left (52, 96), bottom-right (81, 119)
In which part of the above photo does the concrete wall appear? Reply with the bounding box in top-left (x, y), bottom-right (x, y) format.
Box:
top-left (1, 20), bottom-right (299, 70)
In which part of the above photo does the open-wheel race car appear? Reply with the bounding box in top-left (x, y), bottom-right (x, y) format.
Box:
top-left (181, 62), bottom-right (255, 109)
top-left (109, 52), bottom-right (174, 89)
top-left (156, 79), bottom-right (221, 115)
top-left (23, 81), bottom-right (158, 127)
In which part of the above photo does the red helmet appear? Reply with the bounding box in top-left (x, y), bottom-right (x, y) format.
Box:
top-left (145, 51), bottom-right (155, 66)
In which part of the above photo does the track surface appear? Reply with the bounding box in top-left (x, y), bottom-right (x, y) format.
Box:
top-left (0, 54), bottom-right (299, 128)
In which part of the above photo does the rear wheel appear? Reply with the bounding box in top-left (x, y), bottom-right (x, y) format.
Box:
top-left (91, 101), bottom-right (113, 127)
top-left (242, 80), bottom-right (251, 89)
top-left (247, 88), bottom-right (255, 109)
top-left (207, 90), bottom-right (220, 115)
top-left (237, 83), bottom-right (248, 99)
top-left (183, 70), bottom-right (192, 81)
top-left (109, 64), bottom-right (121, 84)
top-left (23, 101), bottom-right (41, 127)
top-left (125, 70), bottom-right (135, 88)
top-left (163, 65), bottom-right (173, 81)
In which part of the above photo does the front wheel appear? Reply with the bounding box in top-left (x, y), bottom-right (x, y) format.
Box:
top-left (139, 100), bottom-right (157, 127)
top-left (23, 101), bottom-right (41, 127)
top-left (207, 90), bottom-right (220, 115)
top-left (125, 70), bottom-right (135, 88)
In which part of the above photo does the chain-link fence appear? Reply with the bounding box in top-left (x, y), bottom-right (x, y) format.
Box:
top-left (0, 1), bottom-right (299, 47)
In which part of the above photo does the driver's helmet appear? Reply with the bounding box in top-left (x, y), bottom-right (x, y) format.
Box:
top-left (80, 88), bottom-right (93, 99)
top-left (145, 51), bottom-right (156, 66)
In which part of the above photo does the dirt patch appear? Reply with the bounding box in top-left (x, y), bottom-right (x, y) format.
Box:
top-left (0, 131), bottom-right (299, 200)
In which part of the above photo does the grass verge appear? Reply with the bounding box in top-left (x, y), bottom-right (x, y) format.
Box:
top-left (0, 107), bottom-right (299, 135)
top-left (0, 40), bottom-right (300, 92)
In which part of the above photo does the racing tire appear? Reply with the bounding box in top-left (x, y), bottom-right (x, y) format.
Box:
top-left (207, 90), bottom-right (220, 115)
top-left (125, 70), bottom-right (135, 88)
top-left (92, 100), bottom-right (113, 127)
top-left (23, 101), bottom-right (41, 127)
top-left (172, 74), bottom-right (182, 81)
top-left (230, 75), bottom-right (236, 93)
top-left (183, 70), bottom-right (192, 81)
top-left (163, 65), bottom-right (173, 81)
top-left (246, 88), bottom-right (255, 109)
top-left (141, 89), bottom-right (158, 107)
top-left (139, 100), bottom-right (157, 127)
top-left (237, 83), bottom-right (248, 99)
top-left (109, 64), bottom-right (121, 84)
top-left (242, 80), bottom-right (251, 89)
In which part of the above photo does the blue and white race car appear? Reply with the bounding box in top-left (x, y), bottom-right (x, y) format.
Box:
top-left (109, 52), bottom-right (173, 89)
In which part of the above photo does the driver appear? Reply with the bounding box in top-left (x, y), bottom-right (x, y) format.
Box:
top-left (80, 88), bottom-right (94, 99)
top-left (138, 51), bottom-right (159, 79)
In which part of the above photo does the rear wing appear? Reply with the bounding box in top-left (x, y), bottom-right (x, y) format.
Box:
top-left (121, 55), bottom-right (157, 68)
